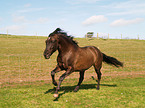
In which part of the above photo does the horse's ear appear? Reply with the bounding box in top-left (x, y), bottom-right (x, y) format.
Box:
top-left (53, 28), bottom-right (62, 33)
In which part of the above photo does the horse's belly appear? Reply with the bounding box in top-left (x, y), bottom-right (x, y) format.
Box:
top-left (74, 63), bottom-right (93, 71)
top-left (74, 54), bottom-right (95, 71)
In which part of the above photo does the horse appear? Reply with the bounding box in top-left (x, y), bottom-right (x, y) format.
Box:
top-left (43, 28), bottom-right (123, 98)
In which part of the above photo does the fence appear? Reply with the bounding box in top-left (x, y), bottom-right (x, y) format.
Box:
top-left (0, 35), bottom-right (145, 88)
top-left (85, 32), bottom-right (143, 40)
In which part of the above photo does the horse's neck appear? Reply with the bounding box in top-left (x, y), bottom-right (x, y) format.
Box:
top-left (58, 37), bottom-right (78, 54)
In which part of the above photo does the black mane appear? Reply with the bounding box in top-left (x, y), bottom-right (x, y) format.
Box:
top-left (51, 28), bottom-right (78, 45)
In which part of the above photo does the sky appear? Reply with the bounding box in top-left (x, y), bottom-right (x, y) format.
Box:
top-left (0, 0), bottom-right (145, 39)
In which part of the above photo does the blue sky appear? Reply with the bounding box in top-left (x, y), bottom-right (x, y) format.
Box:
top-left (0, 0), bottom-right (145, 39)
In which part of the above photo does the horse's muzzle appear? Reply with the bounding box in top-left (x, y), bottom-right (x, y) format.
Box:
top-left (44, 51), bottom-right (51, 59)
top-left (44, 55), bottom-right (50, 59)
top-left (44, 54), bottom-right (50, 59)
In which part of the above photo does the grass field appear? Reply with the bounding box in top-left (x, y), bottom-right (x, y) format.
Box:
top-left (1, 77), bottom-right (145, 108)
top-left (0, 35), bottom-right (145, 107)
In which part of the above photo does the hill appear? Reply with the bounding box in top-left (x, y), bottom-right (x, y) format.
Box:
top-left (0, 35), bottom-right (145, 107)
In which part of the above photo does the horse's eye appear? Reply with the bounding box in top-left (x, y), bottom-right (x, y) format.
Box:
top-left (51, 39), bottom-right (56, 43)
top-left (50, 46), bottom-right (54, 49)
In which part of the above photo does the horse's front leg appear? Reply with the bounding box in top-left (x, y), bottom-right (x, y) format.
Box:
top-left (54, 67), bottom-right (73, 98)
top-left (51, 65), bottom-right (61, 86)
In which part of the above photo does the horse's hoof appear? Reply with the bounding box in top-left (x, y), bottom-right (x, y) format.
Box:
top-left (53, 82), bottom-right (58, 86)
top-left (74, 89), bottom-right (78, 92)
top-left (53, 93), bottom-right (59, 98)
top-left (74, 86), bottom-right (79, 92)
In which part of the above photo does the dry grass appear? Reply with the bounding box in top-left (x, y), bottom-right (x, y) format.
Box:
top-left (0, 35), bottom-right (145, 107)
top-left (0, 35), bottom-right (145, 87)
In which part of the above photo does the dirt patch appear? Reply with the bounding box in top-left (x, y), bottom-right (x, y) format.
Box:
top-left (103, 71), bottom-right (145, 77)
top-left (0, 70), bottom-right (145, 88)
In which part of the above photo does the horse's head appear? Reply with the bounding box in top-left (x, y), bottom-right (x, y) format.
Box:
top-left (44, 33), bottom-right (59, 59)
top-left (43, 28), bottom-right (77, 59)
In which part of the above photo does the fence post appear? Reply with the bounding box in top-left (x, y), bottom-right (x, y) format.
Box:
top-left (121, 34), bottom-right (122, 39)
top-left (137, 34), bottom-right (139, 40)
top-left (108, 33), bottom-right (109, 39)
top-left (97, 33), bottom-right (99, 39)
top-left (7, 30), bottom-right (8, 38)
top-left (85, 34), bottom-right (87, 39)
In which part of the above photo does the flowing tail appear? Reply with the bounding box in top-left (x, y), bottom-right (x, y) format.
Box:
top-left (102, 53), bottom-right (123, 67)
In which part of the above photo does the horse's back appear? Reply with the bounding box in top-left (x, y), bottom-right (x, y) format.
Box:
top-left (81, 46), bottom-right (103, 63)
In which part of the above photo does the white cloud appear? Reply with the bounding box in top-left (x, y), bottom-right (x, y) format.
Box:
top-left (17, 8), bottom-right (45, 13)
top-left (103, 0), bottom-right (145, 16)
top-left (0, 17), bottom-right (2, 22)
top-left (82, 15), bottom-right (107, 26)
top-left (12, 15), bottom-right (49, 24)
top-left (102, 0), bottom-right (145, 9)
top-left (36, 18), bottom-right (49, 24)
top-left (78, 0), bottom-right (100, 3)
top-left (6, 25), bottom-right (24, 31)
top-left (24, 3), bottom-right (31, 8)
top-left (66, 0), bottom-right (100, 4)
top-left (0, 25), bottom-right (26, 34)
top-left (110, 18), bottom-right (144, 27)
top-left (13, 16), bottom-right (27, 23)
top-left (107, 9), bottom-right (145, 16)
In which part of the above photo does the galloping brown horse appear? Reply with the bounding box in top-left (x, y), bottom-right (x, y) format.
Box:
top-left (44, 28), bottom-right (123, 97)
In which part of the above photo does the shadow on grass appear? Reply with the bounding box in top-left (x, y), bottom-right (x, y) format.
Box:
top-left (44, 76), bottom-right (117, 101)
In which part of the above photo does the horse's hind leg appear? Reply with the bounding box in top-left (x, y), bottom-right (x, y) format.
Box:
top-left (74, 71), bottom-right (85, 92)
top-left (94, 65), bottom-right (102, 90)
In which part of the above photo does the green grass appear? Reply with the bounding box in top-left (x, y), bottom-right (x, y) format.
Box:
top-left (0, 35), bottom-right (145, 107)
top-left (1, 77), bottom-right (145, 108)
